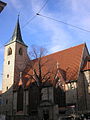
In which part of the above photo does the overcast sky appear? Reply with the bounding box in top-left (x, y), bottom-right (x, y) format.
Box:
top-left (0, 0), bottom-right (90, 89)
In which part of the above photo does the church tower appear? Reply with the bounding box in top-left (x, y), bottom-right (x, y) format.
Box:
top-left (2, 18), bottom-right (29, 93)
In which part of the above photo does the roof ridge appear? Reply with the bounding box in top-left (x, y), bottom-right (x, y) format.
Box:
top-left (44, 43), bottom-right (85, 58)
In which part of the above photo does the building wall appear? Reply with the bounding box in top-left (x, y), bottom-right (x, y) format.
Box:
top-left (13, 90), bottom-right (29, 115)
top-left (13, 91), bottom-right (17, 114)
top-left (2, 41), bottom-right (29, 93)
top-left (2, 43), bottom-right (16, 93)
top-left (23, 90), bottom-right (29, 115)
top-left (14, 43), bottom-right (29, 84)
top-left (66, 88), bottom-right (77, 105)
top-left (77, 45), bottom-right (89, 111)
top-left (66, 45), bottom-right (89, 112)
top-left (41, 87), bottom-right (54, 102)
top-left (83, 71), bottom-right (90, 110)
top-left (77, 73), bottom-right (87, 111)
top-left (2, 41), bottom-right (29, 115)
top-left (1, 87), bottom-right (13, 115)
top-left (54, 87), bottom-right (66, 107)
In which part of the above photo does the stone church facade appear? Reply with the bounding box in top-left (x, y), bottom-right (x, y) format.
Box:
top-left (0, 18), bottom-right (90, 119)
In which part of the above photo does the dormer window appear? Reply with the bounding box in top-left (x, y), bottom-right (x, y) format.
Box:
top-left (19, 48), bottom-right (23, 55)
top-left (8, 47), bottom-right (12, 56)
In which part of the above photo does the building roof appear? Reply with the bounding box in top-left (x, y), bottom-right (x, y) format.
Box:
top-left (6, 17), bottom-right (27, 47)
top-left (0, 1), bottom-right (7, 13)
top-left (14, 43), bottom-right (86, 89)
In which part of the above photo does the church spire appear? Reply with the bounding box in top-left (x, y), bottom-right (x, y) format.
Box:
top-left (9, 16), bottom-right (26, 46)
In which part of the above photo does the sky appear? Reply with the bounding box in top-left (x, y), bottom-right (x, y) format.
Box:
top-left (0, 0), bottom-right (90, 89)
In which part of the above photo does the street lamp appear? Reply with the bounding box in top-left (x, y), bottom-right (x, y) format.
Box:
top-left (0, 1), bottom-right (7, 13)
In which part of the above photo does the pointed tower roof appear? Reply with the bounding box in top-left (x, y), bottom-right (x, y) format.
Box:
top-left (7, 17), bottom-right (27, 47)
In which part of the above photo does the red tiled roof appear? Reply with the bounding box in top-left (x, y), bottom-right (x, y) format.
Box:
top-left (44, 44), bottom-right (84, 80)
top-left (82, 56), bottom-right (90, 71)
top-left (14, 44), bottom-right (86, 89)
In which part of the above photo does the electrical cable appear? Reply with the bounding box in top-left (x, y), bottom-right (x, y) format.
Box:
top-left (37, 0), bottom-right (49, 14)
top-left (0, 0), bottom-right (49, 54)
top-left (22, 15), bottom-right (37, 28)
top-left (22, 0), bottom-right (49, 28)
top-left (36, 13), bottom-right (90, 33)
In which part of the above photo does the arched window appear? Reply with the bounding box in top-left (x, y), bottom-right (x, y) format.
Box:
top-left (8, 47), bottom-right (12, 56)
top-left (19, 48), bottom-right (23, 55)
top-left (17, 86), bottom-right (23, 111)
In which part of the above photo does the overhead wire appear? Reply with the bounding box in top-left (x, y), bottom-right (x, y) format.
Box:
top-left (22, 15), bottom-right (37, 28)
top-left (36, 13), bottom-right (90, 33)
top-left (0, 0), bottom-right (49, 50)
top-left (22, 0), bottom-right (49, 29)
top-left (37, 0), bottom-right (49, 14)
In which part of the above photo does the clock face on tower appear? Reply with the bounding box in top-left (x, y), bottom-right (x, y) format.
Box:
top-left (19, 48), bottom-right (23, 55)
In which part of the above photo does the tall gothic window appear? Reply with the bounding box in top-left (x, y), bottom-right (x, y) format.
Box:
top-left (8, 47), bottom-right (12, 55)
top-left (17, 86), bottom-right (23, 111)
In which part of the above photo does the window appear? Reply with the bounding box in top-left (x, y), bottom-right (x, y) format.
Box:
top-left (19, 48), bottom-right (23, 55)
top-left (67, 83), bottom-right (71, 89)
top-left (6, 86), bottom-right (8, 90)
top-left (6, 99), bottom-right (8, 104)
top-left (42, 88), bottom-right (48, 100)
top-left (7, 74), bottom-right (9, 78)
top-left (17, 86), bottom-right (23, 111)
top-left (71, 82), bottom-right (77, 89)
top-left (8, 61), bottom-right (10, 65)
top-left (65, 82), bottom-right (77, 91)
top-left (8, 47), bottom-right (12, 56)
top-left (88, 85), bottom-right (90, 93)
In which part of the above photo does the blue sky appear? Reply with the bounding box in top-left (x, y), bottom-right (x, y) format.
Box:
top-left (0, 0), bottom-right (90, 89)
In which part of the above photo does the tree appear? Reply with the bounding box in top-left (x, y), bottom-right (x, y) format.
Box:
top-left (28, 46), bottom-right (51, 101)
top-left (27, 46), bottom-right (66, 102)
top-left (15, 45), bottom-right (66, 114)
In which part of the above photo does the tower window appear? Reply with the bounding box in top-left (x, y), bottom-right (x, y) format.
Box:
top-left (6, 86), bottom-right (8, 90)
top-left (8, 47), bottom-right (12, 56)
top-left (8, 61), bottom-right (10, 65)
top-left (7, 74), bottom-right (9, 78)
top-left (19, 48), bottom-right (23, 55)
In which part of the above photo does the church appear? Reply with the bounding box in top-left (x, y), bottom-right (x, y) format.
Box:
top-left (0, 18), bottom-right (90, 120)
